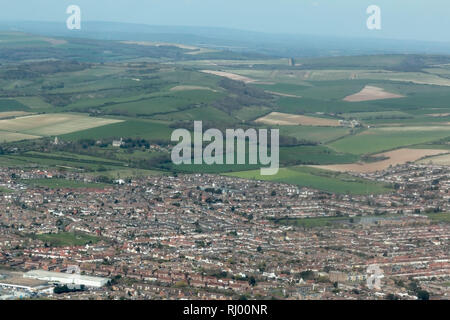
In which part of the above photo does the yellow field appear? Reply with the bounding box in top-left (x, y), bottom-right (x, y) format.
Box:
top-left (418, 153), bottom-right (450, 165)
top-left (0, 130), bottom-right (41, 143)
top-left (255, 112), bottom-right (341, 127)
top-left (312, 148), bottom-right (448, 173)
top-left (200, 70), bottom-right (258, 83)
top-left (0, 113), bottom-right (123, 137)
top-left (343, 85), bottom-right (404, 102)
top-left (0, 111), bottom-right (33, 119)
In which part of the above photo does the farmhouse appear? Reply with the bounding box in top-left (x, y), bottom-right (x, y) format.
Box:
top-left (339, 120), bottom-right (361, 128)
top-left (112, 138), bottom-right (124, 147)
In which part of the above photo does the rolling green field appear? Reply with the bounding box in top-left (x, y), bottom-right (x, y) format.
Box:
top-left (328, 127), bottom-right (450, 155)
top-left (61, 119), bottom-right (173, 142)
top-left (0, 113), bottom-right (123, 141)
top-left (278, 126), bottom-right (351, 143)
top-left (279, 145), bottom-right (358, 165)
top-left (226, 166), bottom-right (392, 194)
top-left (0, 99), bottom-right (30, 112)
top-left (340, 111), bottom-right (413, 121)
top-left (2, 32), bottom-right (450, 196)
top-left (0, 131), bottom-right (41, 143)
top-left (154, 105), bottom-right (236, 122)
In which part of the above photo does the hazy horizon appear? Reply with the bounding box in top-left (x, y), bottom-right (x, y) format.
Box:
top-left (0, 0), bottom-right (449, 43)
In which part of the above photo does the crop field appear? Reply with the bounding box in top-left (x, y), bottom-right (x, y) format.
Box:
top-left (14, 97), bottom-right (57, 111)
top-left (165, 144), bottom-right (359, 174)
top-left (314, 148), bottom-right (448, 173)
top-left (253, 83), bottom-right (311, 97)
top-left (0, 111), bottom-right (33, 119)
top-left (180, 58), bottom-right (289, 67)
top-left (418, 153), bottom-right (450, 165)
top-left (0, 131), bottom-right (41, 143)
top-left (279, 145), bottom-right (358, 165)
top-left (61, 119), bottom-right (173, 142)
top-left (2, 32), bottom-right (450, 196)
top-left (226, 166), bottom-right (392, 195)
top-left (226, 69), bottom-right (366, 83)
top-left (232, 106), bottom-right (272, 121)
top-left (255, 112), bottom-right (341, 126)
top-left (278, 125), bottom-right (351, 143)
top-left (0, 99), bottom-right (30, 112)
top-left (200, 70), bottom-right (258, 83)
top-left (2, 154), bottom-right (121, 172)
top-left (0, 113), bottom-right (123, 138)
top-left (365, 71), bottom-right (450, 87)
top-left (234, 68), bottom-right (450, 86)
top-left (343, 85), bottom-right (405, 102)
top-left (154, 105), bottom-right (236, 122)
top-left (103, 90), bottom-right (223, 116)
top-left (0, 32), bottom-right (58, 47)
top-left (170, 85), bottom-right (218, 92)
top-left (328, 127), bottom-right (450, 155)
top-left (340, 111), bottom-right (412, 120)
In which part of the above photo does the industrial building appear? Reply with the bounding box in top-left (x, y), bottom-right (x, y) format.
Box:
top-left (24, 270), bottom-right (110, 288)
top-left (0, 271), bottom-right (54, 299)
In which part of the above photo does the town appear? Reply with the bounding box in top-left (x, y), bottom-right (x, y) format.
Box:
top-left (0, 163), bottom-right (448, 300)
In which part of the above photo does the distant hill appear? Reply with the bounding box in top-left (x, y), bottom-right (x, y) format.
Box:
top-left (1, 21), bottom-right (450, 58)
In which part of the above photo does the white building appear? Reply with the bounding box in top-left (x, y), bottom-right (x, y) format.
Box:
top-left (24, 270), bottom-right (110, 288)
top-left (112, 138), bottom-right (124, 147)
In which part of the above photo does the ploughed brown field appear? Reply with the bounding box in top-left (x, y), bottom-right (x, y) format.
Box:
top-left (255, 112), bottom-right (341, 126)
top-left (343, 85), bottom-right (405, 102)
top-left (311, 148), bottom-right (448, 173)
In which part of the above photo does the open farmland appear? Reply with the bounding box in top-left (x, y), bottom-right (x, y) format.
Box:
top-left (278, 125), bottom-right (351, 143)
top-left (1, 32), bottom-right (450, 193)
top-left (255, 112), bottom-right (341, 126)
top-left (0, 113), bottom-right (123, 137)
top-left (328, 126), bottom-right (450, 155)
top-left (313, 148), bottom-right (448, 173)
top-left (60, 119), bottom-right (173, 142)
top-left (0, 131), bottom-right (41, 143)
top-left (170, 85), bottom-right (218, 92)
top-left (200, 70), bottom-right (258, 83)
top-left (418, 153), bottom-right (450, 165)
top-left (226, 166), bottom-right (392, 195)
top-left (343, 85), bottom-right (405, 102)
top-left (0, 111), bottom-right (33, 119)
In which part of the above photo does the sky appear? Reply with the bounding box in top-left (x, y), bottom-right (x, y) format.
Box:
top-left (0, 0), bottom-right (449, 42)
